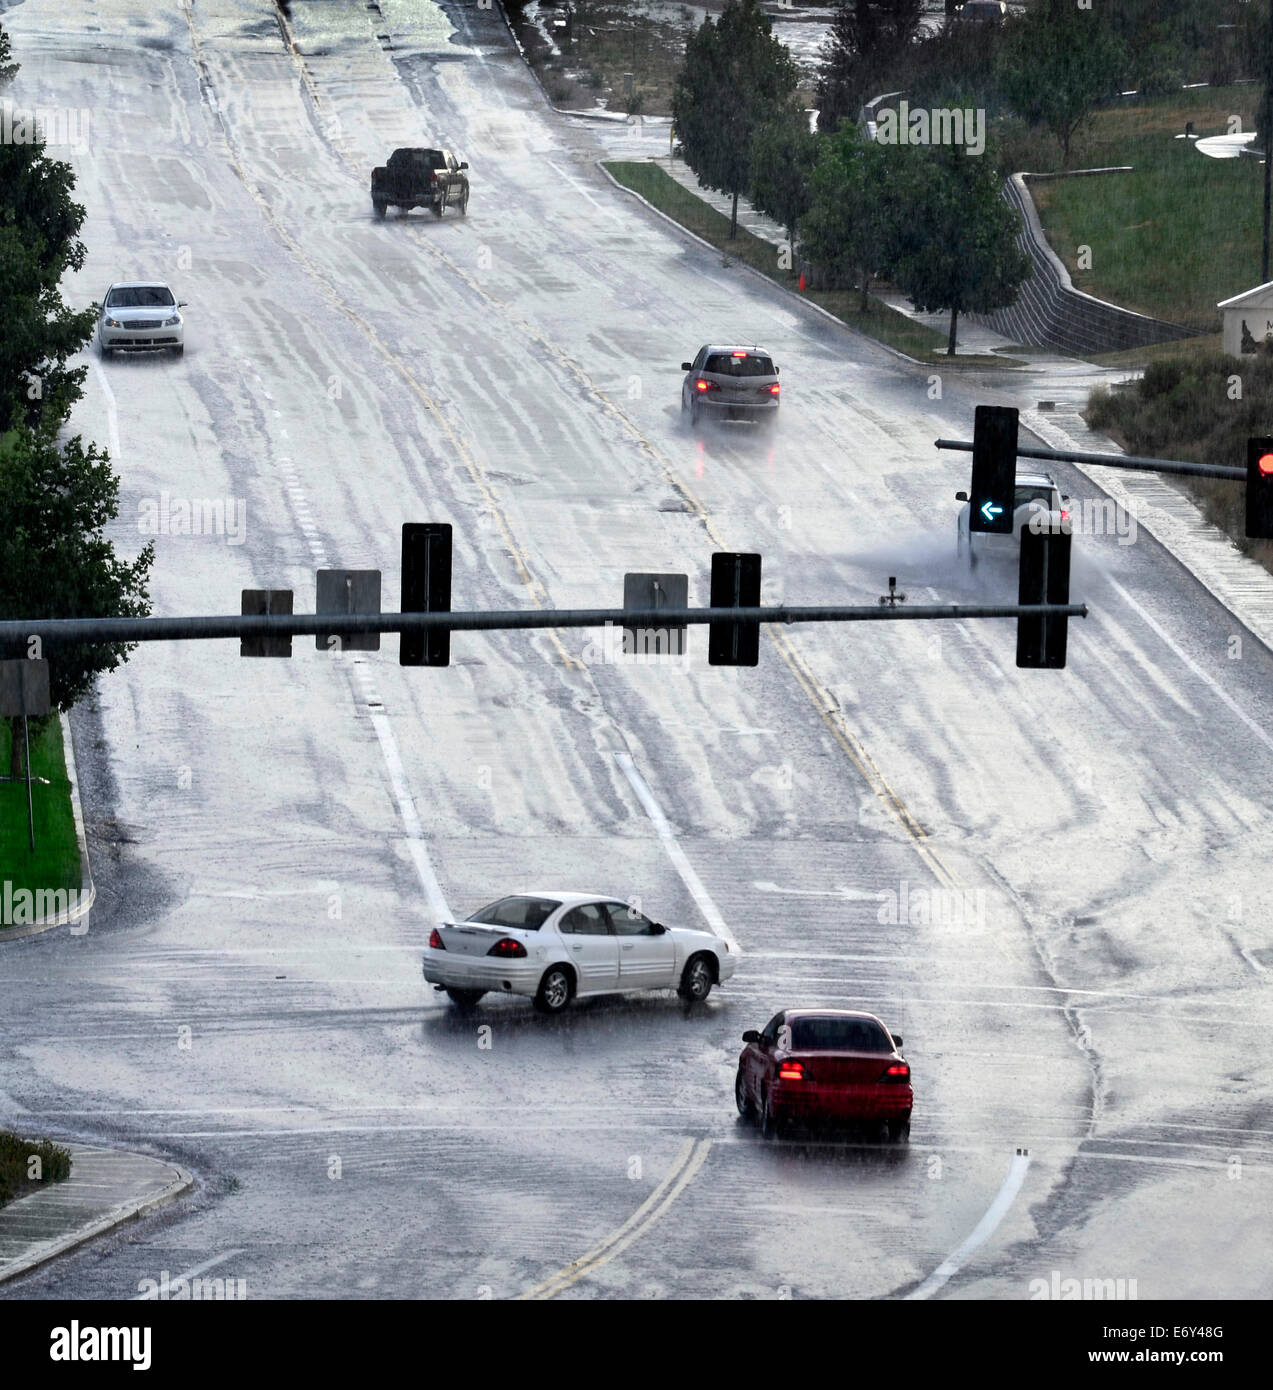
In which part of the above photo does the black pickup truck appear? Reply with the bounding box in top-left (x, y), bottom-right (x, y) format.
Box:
top-left (371, 148), bottom-right (470, 220)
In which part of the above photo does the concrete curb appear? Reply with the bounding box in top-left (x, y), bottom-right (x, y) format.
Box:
top-left (595, 161), bottom-right (927, 370)
top-left (0, 1149), bottom-right (194, 1286)
top-left (0, 712), bottom-right (96, 943)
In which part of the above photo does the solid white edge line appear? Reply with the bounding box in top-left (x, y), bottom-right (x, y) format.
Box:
top-left (615, 752), bottom-right (737, 950)
top-left (906, 1149), bottom-right (1031, 1300)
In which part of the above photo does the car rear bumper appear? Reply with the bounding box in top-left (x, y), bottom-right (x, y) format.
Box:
top-left (421, 948), bottom-right (540, 997)
top-left (698, 400), bottom-right (778, 421)
top-left (770, 1083), bottom-right (913, 1122)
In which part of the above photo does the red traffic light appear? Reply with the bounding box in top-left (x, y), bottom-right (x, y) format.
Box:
top-left (1259, 453), bottom-right (1273, 476)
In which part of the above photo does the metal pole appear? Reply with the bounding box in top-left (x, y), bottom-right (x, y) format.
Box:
top-left (23, 711), bottom-right (33, 852)
top-left (935, 437), bottom-right (1246, 483)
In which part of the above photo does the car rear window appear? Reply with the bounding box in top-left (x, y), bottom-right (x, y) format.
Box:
top-left (106, 286), bottom-right (175, 308)
top-left (467, 896), bottom-right (558, 930)
top-left (1014, 486), bottom-right (1053, 508)
top-left (790, 1018), bottom-right (894, 1052)
top-left (705, 353), bottom-right (775, 377)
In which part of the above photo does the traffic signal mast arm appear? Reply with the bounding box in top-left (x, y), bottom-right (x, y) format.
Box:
top-left (936, 436), bottom-right (1246, 482)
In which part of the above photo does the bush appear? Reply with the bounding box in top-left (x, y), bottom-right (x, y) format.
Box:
top-left (0, 1131), bottom-right (73, 1206)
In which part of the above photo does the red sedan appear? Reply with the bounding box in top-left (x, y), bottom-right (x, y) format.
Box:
top-left (736, 1009), bottom-right (912, 1142)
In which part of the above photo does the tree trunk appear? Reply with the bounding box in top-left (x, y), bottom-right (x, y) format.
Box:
top-left (730, 189), bottom-right (739, 239)
top-left (947, 306), bottom-right (959, 356)
top-left (8, 715), bottom-right (24, 780)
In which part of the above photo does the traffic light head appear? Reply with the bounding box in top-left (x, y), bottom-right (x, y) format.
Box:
top-left (970, 405), bottom-right (1018, 535)
top-left (1246, 437), bottom-right (1273, 540)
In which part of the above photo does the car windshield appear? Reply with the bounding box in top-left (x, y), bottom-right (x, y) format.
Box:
top-left (790, 1017), bottom-right (894, 1052)
top-left (106, 286), bottom-right (175, 308)
top-left (705, 353), bottom-right (775, 377)
top-left (467, 896), bottom-right (558, 930)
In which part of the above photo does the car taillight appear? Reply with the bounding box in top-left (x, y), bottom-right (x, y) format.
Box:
top-left (777, 1061), bottom-right (805, 1081)
top-left (1060, 509), bottom-right (1070, 522)
top-left (428, 928), bottom-right (445, 950)
top-left (487, 937), bottom-right (527, 958)
top-left (694, 378), bottom-right (719, 392)
top-left (879, 1063), bottom-right (910, 1082)
top-left (766, 382), bottom-right (780, 395)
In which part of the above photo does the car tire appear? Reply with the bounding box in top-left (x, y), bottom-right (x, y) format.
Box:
top-left (678, 953), bottom-right (714, 1002)
top-left (458, 187), bottom-right (469, 216)
top-left (690, 400), bottom-right (701, 428)
top-left (373, 200), bottom-right (387, 219)
top-left (735, 1069), bottom-right (755, 1119)
top-left (760, 1090), bottom-right (782, 1141)
top-left (172, 345), bottom-right (184, 359)
top-left (533, 965), bottom-right (574, 1015)
top-left (444, 988), bottom-right (485, 1010)
top-left (432, 199), bottom-right (444, 219)
top-left (887, 1118), bottom-right (911, 1144)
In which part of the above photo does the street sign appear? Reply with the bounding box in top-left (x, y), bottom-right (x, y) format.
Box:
top-left (1017, 526), bottom-right (1072, 668)
top-left (401, 523), bottom-right (452, 667)
top-left (316, 570), bottom-right (382, 652)
top-left (708, 552), bottom-right (761, 666)
top-left (0, 658), bottom-right (50, 717)
top-left (623, 572), bottom-right (688, 656)
top-left (970, 405), bottom-right (1017, 535)
top-left (240, 590), bottom-right (293, 657)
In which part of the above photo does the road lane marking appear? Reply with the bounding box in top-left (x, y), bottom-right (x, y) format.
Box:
top-left (615, 752), bottom-right (737, 950)
top-left (517, 1137), bottom-right (712, 1300)
top-left (752, 880), bottom-right (881, 901)
top-left (90, 359), bottom-right (121, 461)
top-left (906, 1149), bottom-right (1031, 1300)
top-left (133, 1248), bottom-right (244, 1300)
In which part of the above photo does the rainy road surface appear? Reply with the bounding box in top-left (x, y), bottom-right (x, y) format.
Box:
top-left (0, 0), bottom-right (1270, 1301)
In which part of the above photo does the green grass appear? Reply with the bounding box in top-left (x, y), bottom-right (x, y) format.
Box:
top-left (0, 715), bottom-right (80, 927)
top-left (604, 160), bottom-right (1014, 366)
top-left (1030, 86), bottom-right (1264, 332)
top-left (0, 1131), bottom-right (72, 1208)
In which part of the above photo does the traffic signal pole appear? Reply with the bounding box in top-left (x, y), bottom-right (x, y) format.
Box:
top-left (936, 437), bottom-right (1245, 483)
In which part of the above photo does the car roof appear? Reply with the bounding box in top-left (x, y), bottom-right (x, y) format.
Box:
top-left (1015, 471), bottom-right (1056, 487)
top-left (107, 281), bottom-right (174, 290)
top-left (781, 1008), bottom-right (888, 1022)
top-left (495, 890), bottom-right (616, 906)
top-left (700, 344), bottom-right (773, 357)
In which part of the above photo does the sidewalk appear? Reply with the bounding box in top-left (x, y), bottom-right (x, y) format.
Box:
top-left (0, 1143), bottom-right (192, 1285)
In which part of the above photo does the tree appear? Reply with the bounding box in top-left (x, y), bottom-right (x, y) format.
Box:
top-left (996, 3), bottom-right (1126, 166)
top-left (885, 142), bottom-right (1031, 354)
top-left (671, 0), bottom-right (799, 238)
top-left (816, 0), bottom-right (923, 133)
top-left (800, 122), bottom-right (896, 310)
top-left (749, 108), bottom-right (819, 252)
top-left (0, 24), bottom-right (18, 87)
top-left (0, 27), bottom-right (96, 433)
top-left (0, 423), bottom-right (154, 776)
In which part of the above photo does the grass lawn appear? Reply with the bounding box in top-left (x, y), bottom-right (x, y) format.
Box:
top-left (0, 715), bottom-right (80, 924)
top-left (604, 160), bottom-right (1014, 366)
top-left (1030, 86), bottom-right (1265, 332)
top-left (0, 1131), bottom-right (72, 1208)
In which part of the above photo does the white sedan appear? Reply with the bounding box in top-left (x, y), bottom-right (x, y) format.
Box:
top-left (98, 281), bottom-right (186, 356)
top-left (421, 891), bottom-right (737, 1014)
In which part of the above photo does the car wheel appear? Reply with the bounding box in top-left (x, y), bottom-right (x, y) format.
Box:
top-left (887, 1118), bottom-right (911, 1144)
top-left (458, 187), bottom-right (469, 216)
top-left (373, 200), bottom-right (386, 219)
top-left (760, 1090), bottom-right (782, 1141)
top-left (690, 400), bottom-right (701, 428)
top-left (444, 988), bottom-right (485, 1010)
top-left (735, 1069), bottom-right (756, 1120)
top-left (678, 953), bottom-right (714, 1002)
top-left (172, 345), bottom-right (184, 359)
top-left (432, 199), bottom-right (445, 219)
top-left (533, 965), bottom-right (573, 1015)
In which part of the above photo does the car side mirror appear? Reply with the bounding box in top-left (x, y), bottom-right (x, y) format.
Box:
top-left (1062, 496), bottom-right (1072, 504)
top-left (892, 1035), bottom-right (903, 1048)
top-left (178, 301), bottom-right (188, 308)
top-left (955, 491), bottom-right (967, 501)
top-left (681, 362), bottom-right (693, 372)
top-left (742, 1030), bottom-right (760, 1044)
top-left (775, 365), bottom-right (780, 374)
top-left (459, 161), bottom-right (469, 170)
top-left (650, 922), bottom-right (666, 934)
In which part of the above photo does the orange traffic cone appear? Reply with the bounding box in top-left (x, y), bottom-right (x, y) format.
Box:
top-left (798, 271), bottom-right (806, 291)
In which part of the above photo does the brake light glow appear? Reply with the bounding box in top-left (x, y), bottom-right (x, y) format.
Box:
top-left (732, 350), bottom-right (748, 357)
top-left (487, 937), bottom-right (528, 958)
top-left (767, 382), bottom-right (780, 395)
top-left (428, 928), bottom-right (445, 950)
top-left (694, 378), bottom-right (719, 392)
top-left (880, 1063), bottom-right (910, 1082)
top-left (777, 1061), bottom-right (805, 1080)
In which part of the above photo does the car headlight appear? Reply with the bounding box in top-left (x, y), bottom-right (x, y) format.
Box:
top-left (162, 315), bottom-right (181, 327)
top-left (104, 317), bottom-right (123, 328)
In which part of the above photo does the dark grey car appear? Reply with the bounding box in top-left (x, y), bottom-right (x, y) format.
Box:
top-left (680, 344), bottom-right (780, 427)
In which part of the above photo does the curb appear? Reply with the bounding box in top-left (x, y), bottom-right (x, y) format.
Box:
top-left (0, 1151), bottom-right (194, 1286)
top-left (595, 161), bottom-right (927, 370)
top-left (0, 712), bottom-right (96, 943)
